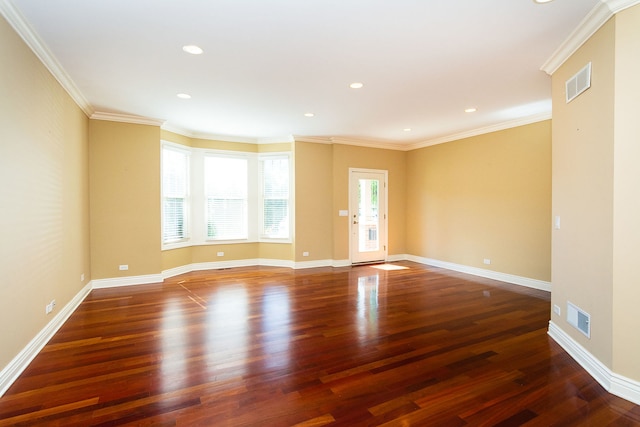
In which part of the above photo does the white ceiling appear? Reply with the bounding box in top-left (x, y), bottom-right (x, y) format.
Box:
top-left (2, 0), bottom-right (611, 147)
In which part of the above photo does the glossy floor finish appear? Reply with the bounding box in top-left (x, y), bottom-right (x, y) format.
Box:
top-left (1, 262), bottom-right (639, 426)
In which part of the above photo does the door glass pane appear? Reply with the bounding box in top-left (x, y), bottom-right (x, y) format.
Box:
top-left (358, 178), bottom-right (379, 252)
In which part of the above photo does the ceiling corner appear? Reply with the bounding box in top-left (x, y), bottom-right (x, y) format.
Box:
top-left (0, 0), bottom-right (93, 116)
top-left (540, 1), bottom-right (614, 75)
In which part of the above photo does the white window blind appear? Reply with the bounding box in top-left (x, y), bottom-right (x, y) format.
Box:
top-left (162, 146), bottom-right (189, 243)
top-left (260, 156), bottom-right (290, 239)
top-left (205, 155), bottom-right (248, 240)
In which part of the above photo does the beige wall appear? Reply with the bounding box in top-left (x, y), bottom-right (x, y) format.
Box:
top-left (332, 144), bottom-right (407, 261)
top-left (551, 18), bottom-right (616, 367)
top-left (89, 120), bottom-right (162, 279)
top-left (294, 142), bottom-right (334, 261)
top-left (552, 6), bottom-right (640, 384)
top-left (612, 6), bottom-right (640, 380)
top-left (0, 16), bottom-right (90, 368)
top-left (406, 121), bottom-right (551, 281)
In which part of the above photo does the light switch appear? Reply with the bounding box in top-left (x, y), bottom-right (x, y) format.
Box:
top-left (554, 216), bottom-right (561, 230)
top-left (339, 210), bottom-right (348, 217)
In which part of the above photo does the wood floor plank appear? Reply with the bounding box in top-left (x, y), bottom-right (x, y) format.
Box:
top-left (0, 262), bottom-right (638, 425)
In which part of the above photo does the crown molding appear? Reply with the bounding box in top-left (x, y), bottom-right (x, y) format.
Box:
top-left (162, 124), bottom-right (293, 145)
top-left (190, 132), bottom-right (258, 144)
top-left (330, 137), bottom-right (408, 151)
top-left (90, 111), bottom-right (164, 127)
top-left (295, 112), bottom-right (552, 152)
top-left (541, 0), bottom-right (640, 75)
top-left (0, 0), bottom-right (94, 116)
top-left (257, 135), bottom-right (295, 144)
top-left (294, 136), bottom-right (335, 145)
top-left (160, 123), bottom-right (196, 138)
top-left (294, 136), bottom-right (408, 151)
top-left (407, 112), bottom-right (552, 151)
top-left (605, 0), bottom-right (640, 14)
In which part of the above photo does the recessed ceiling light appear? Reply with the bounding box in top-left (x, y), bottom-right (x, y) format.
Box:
top-left (182, 45), bottom-right (203, 55)
top-left (304, 113), bottom-right (314, 117)
top-left (349, 82), bottom-right (364, 89)
top-left (177, 93), bottom-right (191, 99)
top-left (403, 128), bottom-right (412, 132)
top-left (533, 0), bottom-right (554, 3)
top-left (464, 107), bottom-right (477, 113)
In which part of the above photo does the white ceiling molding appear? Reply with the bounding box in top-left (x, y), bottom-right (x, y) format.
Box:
top-left (190, 132), bottom-right (259, 144)
top-left (0, 0), bottom-right (93, 117)
top-left (541, 0), bottom-right (640, 75)
top-left (295, 112), bottom-right (552, 151)
top-left (162, 124), bottom-right (293, 145)
top-left (90, 111), bottom-right (164, 127)
top-left (294, 137), bottom-right (334, 145)
top-left (160, 123), bottom-right (196, 139)
top-left (257, 136), bottom-right (295, 144)
top-left (294, 136), bottom-right (405, 150)
top-left (330, 137), bottom-right (408, 151)
top-left (407, 112), bottom-right (553, 152)
top-left (605, 0), bottom-right (640, 13)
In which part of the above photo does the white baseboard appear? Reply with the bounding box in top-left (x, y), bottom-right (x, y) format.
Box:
top-left (406, 254), bottom-right (552, 292)
top-left (0, 282), bottom-right (92, 397)
top-left (91, 273), bottom-right (164, 289)
top-left (386, 254), bottom-right (406, 262)
top-left (294, 259), bottom-right (335, 269)
top-left (548, 321), bottom-right (640, 405)
top-left (331, 259), bottom-right (351, 268)
top-left (162, 258), bottom-right (341, 279)
top-left (159, 254), bottom-right (551, 293)
top-left (87, 255), bottom-right (552, 292)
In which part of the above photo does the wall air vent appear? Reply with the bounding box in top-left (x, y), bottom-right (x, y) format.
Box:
top-left (566, 62), bottom-right (592, 103)
top-left (567, 301), bottom-right (591, 338)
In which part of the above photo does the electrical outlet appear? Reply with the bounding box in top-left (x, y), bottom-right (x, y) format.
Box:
top-left (303, 251), bottom-right (309, 257)
top-left (45, 299), bottom-right (56, 315)
top-left (483, 259), bottom-right (491, 265)
top-left (81, 273), bottom-right (85, 282)
top-left (119, 264), bottom-right (128, 271)
top-left (217, 252), bottom-right (224, 257)
top-left (554, 304), bottom-right (561, 316)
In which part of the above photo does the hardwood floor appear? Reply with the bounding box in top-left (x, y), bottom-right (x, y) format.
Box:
top-left (1, 261), bottom-right (639, 426)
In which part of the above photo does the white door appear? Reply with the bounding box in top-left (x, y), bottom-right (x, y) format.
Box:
top-left (349, 169), bottom-right (388, 264)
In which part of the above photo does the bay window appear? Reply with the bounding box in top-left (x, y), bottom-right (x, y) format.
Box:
top-left (161, 141), bottom-right (291, 249)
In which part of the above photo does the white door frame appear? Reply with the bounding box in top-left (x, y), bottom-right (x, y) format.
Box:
top-left (349, 168), bottom-right (388, 264)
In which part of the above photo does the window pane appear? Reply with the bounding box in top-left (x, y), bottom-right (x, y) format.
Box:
top-left (205, 156), bottom-right (248, 240)
top-left (207, 198), bottom-right (247, 240)
top-left (358, 179), bottom-right (379, 252)
top-left (261, 157), bottom-right (289, 239)
top-left (162, 147), bottom-right (188, 243)
top-left (162, 149), bottom-right (187, 197)
top-left (163, 197), bottom-right (186, 241)
top-left (263, 158), bottom-right (289, 198)
top-left (263, 199), bottom-right (288, 238)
